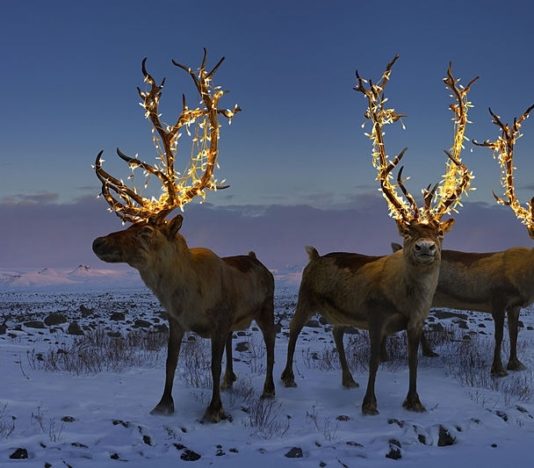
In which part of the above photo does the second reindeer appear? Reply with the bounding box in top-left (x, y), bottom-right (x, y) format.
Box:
top-left (281, 56), bottom-right (474, 415)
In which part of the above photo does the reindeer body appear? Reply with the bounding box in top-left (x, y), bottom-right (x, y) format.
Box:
top-left (93, 218), bottom-right (276, 422)
top-left (300, 250), bottom-right (439, 333)
top-left (139, 245), bottom-right (273, 338)
top-left (281, 223), bottom-right (445, 415)
top-left (433, 247), bottom-right (533, 374)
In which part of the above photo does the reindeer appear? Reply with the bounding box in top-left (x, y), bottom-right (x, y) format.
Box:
top-left (91, 51), bottom-right (276, 423)
top-left (281, 56), bottom-right (474, 415)
top-left (338, 104), bottom-right (534, 384)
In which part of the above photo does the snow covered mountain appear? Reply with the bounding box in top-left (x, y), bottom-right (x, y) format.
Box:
top-left (0, 265), bottom-right (142, 289)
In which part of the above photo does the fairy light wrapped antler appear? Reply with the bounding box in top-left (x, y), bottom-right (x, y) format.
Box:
top-left (473, 104), bottom-right (534, 238)
top-left (94, 49), bottom-right (240, 223)
top-left (354, 55), bottom-right (475, 228)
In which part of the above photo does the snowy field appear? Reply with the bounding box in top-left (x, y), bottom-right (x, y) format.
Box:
top-left (1, 286), bottom-right (534, 467)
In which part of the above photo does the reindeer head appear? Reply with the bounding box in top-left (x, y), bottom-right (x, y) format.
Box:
top-left (92, 50), bottom-right (238, 268)
top-left (473, 105), bottom-right (534, 239)
top-left (93, 214), bottom-right (185, 269)
top-left (354, 56), bottom-right (475, 262)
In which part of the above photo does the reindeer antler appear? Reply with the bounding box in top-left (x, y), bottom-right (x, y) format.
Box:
top-left (95, 49), bottom-right (240, 223)
top-left (473, 104), bottom-right (534, 238)
top-left (354, 56), bottom-right (474, 229)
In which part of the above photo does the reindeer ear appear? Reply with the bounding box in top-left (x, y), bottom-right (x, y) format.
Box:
top-left (439, 218), bottom-right (455, 237)
top-left (391, 242), bottom-right (402, 253)
top-left (167, 214), bottom-right (184, 239)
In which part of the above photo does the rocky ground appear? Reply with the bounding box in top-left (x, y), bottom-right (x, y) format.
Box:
top-left (0, 287), bottom-right (533, 467)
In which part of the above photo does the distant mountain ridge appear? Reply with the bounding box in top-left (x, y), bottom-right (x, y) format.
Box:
top-left (0, 265), bottom-right (142, 289)
top-left (0, 264), bottom-right (304, 290)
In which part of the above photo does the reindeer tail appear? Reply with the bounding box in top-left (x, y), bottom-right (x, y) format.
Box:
top-left (305, 246), bottom-right (319, 261)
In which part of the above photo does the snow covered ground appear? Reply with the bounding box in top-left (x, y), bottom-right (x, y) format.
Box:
top-left (1, 286), bottom-right (534, 467)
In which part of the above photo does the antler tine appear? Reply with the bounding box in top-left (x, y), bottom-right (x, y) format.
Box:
top-left (430, 64), bottom-right (476, 223)
top-left (431, 150), bottom-right (472, 220)
top-left (355, 56), bottom-right (417, 226)
top-left (397, 166), bottom-right (419, 219)
top-left (95, 51), bottom-right (239, 223)
top-left (476, 104), bottom-right (534, 236)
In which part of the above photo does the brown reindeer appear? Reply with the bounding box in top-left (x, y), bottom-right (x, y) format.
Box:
top-left (340, 104), bottom-right (534, 384)
top-left (92, 51), bottom-right (275, 423)
top-left (281, 56), bottom-right (474, 415)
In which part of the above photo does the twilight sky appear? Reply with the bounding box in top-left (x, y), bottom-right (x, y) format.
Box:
top-left (1, 0), bottom-right (534, 270)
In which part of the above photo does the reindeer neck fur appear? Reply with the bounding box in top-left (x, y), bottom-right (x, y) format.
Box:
top-left (138, 234), bottom-right (196, 311)
top-left (389, 249), bottom-right (441, 324)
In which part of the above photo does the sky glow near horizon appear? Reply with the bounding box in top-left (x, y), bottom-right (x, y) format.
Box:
top-left (1, 0), bottom-right (534, 268)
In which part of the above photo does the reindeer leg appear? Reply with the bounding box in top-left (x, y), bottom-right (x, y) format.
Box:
top-left (203, 332), bottom-right (230, 423)
top-left (257, 298), bottom-right (276, 398)
top-left (281, 294), bottom-right (313, 387)
top-left (380, 336), bottom-right (390, 362)
top-left (362, 323), bottom-right (383, 415)
top-left (421, 330), bottom-right (439, 357)
top-left (403, 325), bottom-right (426, 412)
top-left (333, 326), bottom-right (358, 388)
top-left (221, 333), bottom-right (237, 390)
top-left (507, 306), bottom-right (526, 371)
top-left (151, 319), bottom-right (184, 415)
top-left (491, 308), bottom-right (508, 377)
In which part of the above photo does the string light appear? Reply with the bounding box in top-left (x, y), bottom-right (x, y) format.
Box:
top-left (94, 49), bottom-right (240, 223)
top-left (354, 55), bottom-right (475, 228)
top-left (473, 104), bottom-right (534, 238)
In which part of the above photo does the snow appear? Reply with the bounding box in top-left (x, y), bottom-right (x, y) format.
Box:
top-left (0, 287), bottom-right (533, 466)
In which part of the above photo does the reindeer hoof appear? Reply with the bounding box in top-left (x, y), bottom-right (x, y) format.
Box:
top-left (342, 376), bottom-right (359, 389)
top-left (362, 404), bottom-right (379, 416)
top-left (261, 389), bottom-right (276, 399)
top-left (423, 350), bottom-right (439, 358)
top-left (491, 367), bottom-right (508, 378)
top-left (403, 396), bottom-right (426, 412)
top-left (150, 402), bottom-right (174, 416)
top-left (281, 370), bottom-right (297, 388)
top-left (202, 407), bottom-right (231, 424)
top-left (507, 359), bottom-right (526, 371)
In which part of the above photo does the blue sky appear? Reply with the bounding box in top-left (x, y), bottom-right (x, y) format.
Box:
top-left (1, 0), bottom-right (534, 268)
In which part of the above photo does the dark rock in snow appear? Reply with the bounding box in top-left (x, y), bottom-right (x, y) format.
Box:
top-left (495, 410), bottom-right (508, 422)
top-left (110, 312), bottom-right (126, 321)
top-left (143, 435), bottom-right (152, 446)
top-left (235, 341), bottom-right (249, 352)
top-left (24, 320), bottom-right (45, 329)
top-left (336, 415), bottom-right (351, 421)
top-left (44, 312), bottom-right (68, 326)
top-left (346, 441), bottom-right (364, 447)
top-left (133, 319), bottom-right (152, 329)
top-left (61, 416), bottom-right (76, 423)
top-left (110, 453), bottom-right (120, 459)
top-left (418, 433), bottom-right (427, 445)
top-left (0, 322), bottom-right (6, 335)
top-left (438, 425), bottom-right (456, 446)
top-left (71, 442), bottom-right (88, 448)
top-left (180, 449), bottom-right (201, 461)
top-left (67, 321), bottom-right (84, 335)
top-left (285, 447), bottom-right (303, 458)
top-left (386, 440), bottom-right (402, 460)
top-left (9, 448), bottom-right (28, 459)
top-left (79, 304), bottom-right (93, 317)
top-left (433, 311), bottom-right (467, 320)
top-left (305, 319), bottom-right (321, 328)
